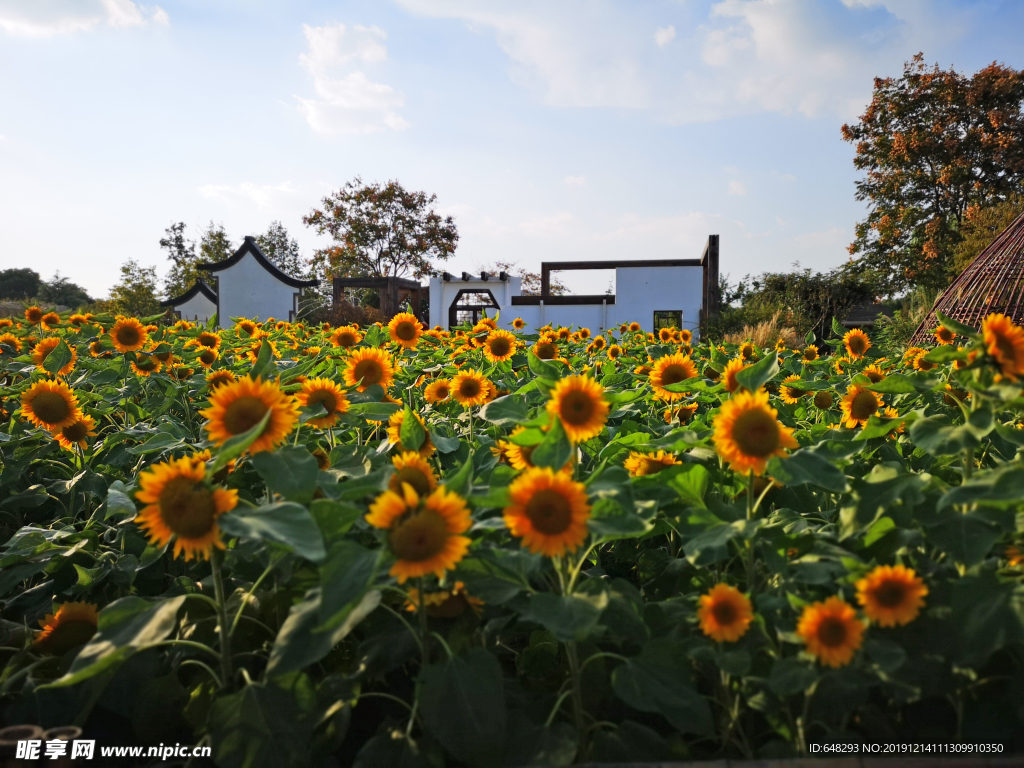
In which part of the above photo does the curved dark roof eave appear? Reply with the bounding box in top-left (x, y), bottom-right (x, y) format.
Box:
top-left (197, 236), bottom-right (320, 289)
top-left (160, 280), bottom-right (218, 307)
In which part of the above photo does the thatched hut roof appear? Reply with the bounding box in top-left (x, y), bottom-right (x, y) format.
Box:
top-left (911, 208), bottom-right (1024, 345)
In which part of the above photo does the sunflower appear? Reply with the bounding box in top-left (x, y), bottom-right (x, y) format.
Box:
top-left (0, 318), bottom-right (13, 329)
top-left (802, 345), bottom-right (819, 362)
top-left (663, 402), bottom-right (699, 424)
top-left (863, 364), bottom-right (887, 383)
top-left (89, 340), bottom-right (110, 358)
top-left (25, 306), bottom-right (43, 324)
top-left (196, 330), bottom-right (221, 350)
top-left (912, 350), bottom-right (936, 372)
top-left (649, 352), bottom-right (698, 401)
top-left (624, 449), bottom-right (681, 477)
top-left (678, 329), bottom-right (693, 345)
top-left (387, 410), bottom-right (436, 457)
top-left (779, 375), bottom-right (807, 404)
top-left (697, 584), bottom-right (754, 643)
top-left (721, 358), bottom-right (748, 394)
top-left (54, 414), bottom-right (97, 452)
top-left (473, 317), bottom-right (498, 334)
top-left (739, 341), bottom-right (756, 361)
top-left (547, 375), bottom-right (608, 443)
top-left (330, 325), bottom-right (363, 348)
top-left (607, 344), bottom-right (622, 360)
top-left (20, 380), bottom-right (82, 430)
top-left (41, 312), bottom-right (60, 329)
top-left (503, 467), bottom-right (590, 557)
top-left (34, 602), bottom-right (99, 656)
top-left (130, 353), bottom-right (162, 377)
top-left (532, 339), bottom-right (559, 360)
top-left (513, 317), bottom-right (525, 330)
top-left (200, 376), bottom-right (300, 454)
top-left (110, 316), bottom-right (149, 353)
top-left (451, 369), bottom-right (490, 407)
top-left (712, 389), bottom-right (799, 475)
top-left (235, 319), bottom-right (258, 337)
top-left (934, 324), bottom-right (955, 345)
top-left (424, 379), bottom-right (451, 403)
top-left (855, 564), bottom-right (927, 627)
top-left (625, 322), bottom-right (639, 332)
top-left (389, 451), bottom-right (438, 497)
top-left (135, 456), bottom-right (239, 561)
top-left (796, 596), bottom-right (865, 668)
top-left (29, 337), bottom-right (76, 376)
top-left (843, 328), bottom-right (871, 359)
top-left (0, 332), bottom-right (21, 354)
top-left (483, 329), bottom-right (517, 362)
top-left (388, 312), bottom-right (423, 349)
top-left (404, 581), bottom-right (483, 618)
top-left (982, 313), bottom-right (1024, 380)
top-left (840, 385), bottom-right (880, 428)
top-left (196, 347), bottom-right (219, 369)
top-left (206, 369), bottom-right (236, 390)
top-left (366, 484), bottom-right (472, 583)
top-left (813, 390), bottom-right (834, 410)
top-left (343, 347), bottom-right (395, 392)
top-left (296, 377), bottom-right (349, 428)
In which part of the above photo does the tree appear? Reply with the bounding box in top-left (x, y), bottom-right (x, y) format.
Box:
top-left (255, 221), bottom-right (307, 277)
top-left (161, 221), bottom-right (234, 299)
top-left (303, 178), bottom-right (459, 286)
top-left (0, 268), bottom-right (41, 301)
top-left (38, 273), bottom-right (92, 308)
top-left (950, 194), bottom-right (1024, 275)
top-left (481, 261), bottom-right (570, 296)
top-left (109, 259), bottom-right (160, 318)
top-left (842, 54), bottom-right (1024, 294)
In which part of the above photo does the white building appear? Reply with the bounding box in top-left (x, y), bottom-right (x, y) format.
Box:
top-left (161, 280), bottom-right (217, 324)
top-left (428, 235), bottom-right (720, 335)
top-left (197, 237), bottom-right (319, 325)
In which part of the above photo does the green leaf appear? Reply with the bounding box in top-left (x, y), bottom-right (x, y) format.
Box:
top-left (267, 589), bottom-right (380, 675)
top-left (866, 373), bottom-right (940, 394)
top-left (683, 522), bottom-right (741, 566)
top-left (318, 541), bottom-right (379, 630)
top-left (767, 657), bottom-right (817, 696)
top-left (664, 464), bottom-right (710, 508)
top-left (430, 430), bottom-right (461, 454)
top-left (939, 466), bottom-right (1024, 510)
top-left (530, 418), bottom-right (573, 469)
top-left (935, 308), bottom-right (981, 340)
top-left (735, 351), bottom-right (778, 392)
top-left (399, 407), bottom-right (425, 451)
top-left (47, 596), bottom-right (187, 687)
top-left (126, 431), bottom-right (182, 455)
top-left (419, 649), bottom-right (506, 767)
top-left (588, 498), bottom-right (654, 540)
top-left (209, 408), bottom-right (273, 472)
top-left (443, 451), bottom-right (475, 496)
top-left (348, 402), bottom-right (401, 421)
top-left (854, 414), bottom-right (905, 441)
top-left (249, 339), bottom-right (275, 380)
top-left (252, 447), bottom-right (319, 505)
top-left (910, 410), bottom-right (994, 456)
top-left (767, 449), bottom-right (849, 493)
top-left (863, 638), bottom-right (906, 673)
top-left (831, 316), bottom-right (846, 338)
top-left (922, 509), bottom-right (1004, 566)
top-left (309, 499), bottom-right (363, 546)
top-left (611, 639), bottom-right (713, 735)
top-left (479, 394), bottom-right (530, 425)
top-left (528, 351), bottom-right (560, 381)
top-left (513, 591), bottom-right (607, 642)
top-left (0, 484), bottom-right (49, 511)
top-left (219, 502), bottom-right (326, 563)
top-left (103, 480), bottom-right (136, 519)
top-left (363, 325), bottom-right (387, 347)
top-left (42, 339), bottom-right (74, 376)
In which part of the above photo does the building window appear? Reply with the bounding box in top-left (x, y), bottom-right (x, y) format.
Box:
top-left (653, 311), bottom-right (682, 330)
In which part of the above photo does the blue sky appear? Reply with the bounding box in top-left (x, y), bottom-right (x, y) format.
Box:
top-left (2, 0), bottom-right (1023, 298)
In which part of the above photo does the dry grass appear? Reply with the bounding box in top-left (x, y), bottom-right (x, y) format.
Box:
top-left (723, 311), bottom-right (801, 349)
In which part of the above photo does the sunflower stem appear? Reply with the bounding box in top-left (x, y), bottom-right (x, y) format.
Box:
top-left (746, 469), bottom-right (755, 521)
top-left (211, 549), bottom-right (234, 689)
top-left (565, 640), bottom-right (588, 759)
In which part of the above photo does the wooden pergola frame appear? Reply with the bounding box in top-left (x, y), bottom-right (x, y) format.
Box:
top-left (332, 276), bottom-right (427, 322)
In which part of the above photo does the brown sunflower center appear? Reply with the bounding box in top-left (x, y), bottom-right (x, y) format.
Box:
top-left (31, 391), bottom-right (71, 424)
top-left (27, 309), bottom-right (42, 323)
top-left (199, 333), bottom-right (218, 347)
top-left (489, 337), bottom-right (511, 357)
top-left (389, 510), bottom-right (448, 562)
top-left (608, 347), bottom-right (620, 358)
top-left (865, 369), bottom-right (884, 383)
top-left (136, 355), bottom-right (158, 371)
top-left (306, 389), bottom-right (337, 413)
top-left (394, 467), bottom-right (433, 497)
top-left (535, 342), bottom-right (557, 360)
top-left (209, 373), bottom-right (232, 389)
top-left (353, 360), bottom-right (383, 386)
top-left (559, 390), bottom-right (595, 426)
top-left (850, 390), bottom-right (879, 421)
top-left (848, 335), bottom-right (868, 355)
top-left (937, 327), bottom-right (954, 342)
top-left (158, 476), bottom-right (218, 539)
top-left (199, 350), bottom-right (217, 365)
top-left (817, 616), bottom-right (849, 648)
top-left (872, 580), bottom-right (907, 608)
top-left (659, 363), bottom-right (690, 386)
top-left (41, 620), bottom-right (97, 655)
top-left (803, 349), bottom-right (817, 361)
top-left (525, 489), bottom-right (573, 535)
top-left (711, 600), bottom-right (738, 626)
top-left (62, 420), bottom-right (89, 442)
top-left (434, 384), bottom-right (450, 399)
top-left (395, 321), bottom-right (417, 341)
top-left (223, 396), bottom-right (269, 435)
top-left (337, 331), bottom-right (357, 347)
top-left (814, 391), bottom-right (834, 409)
top-left (731, 407), bottom-right (781, 458)
top-left (116, 325), bottom-right (141, 347)
top-left (458, 379), bottom-right (482, 398)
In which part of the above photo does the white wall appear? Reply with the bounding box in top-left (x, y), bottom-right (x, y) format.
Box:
top-left (509, 303), bottom-right (608, 332)
top-left (214, 252), bottom-right (303, 323)
top-left (173, 292), bottom-right (216, 324)
top-left (611, 266), bottom-right (703, 333)
top-left (429, 276), bottom-right (521, 330)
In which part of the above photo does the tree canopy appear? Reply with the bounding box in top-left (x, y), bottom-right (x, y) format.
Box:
top-left (109, 259), bottom-right (160, 318)
top-left (255, 221), bottom-right (307, 278)
top-left (38, 272), bottom-right (92, 308)
top-left (950, 194), bottom-right (1024, 275)
top-left (161, 221), bottom-right (234, 299)
top-left (842, 54), bottom-right (1024, 294)
top-left (303, 178), bottom-right (458, 285)
top-left (0, 268), bottom-right (41, 301)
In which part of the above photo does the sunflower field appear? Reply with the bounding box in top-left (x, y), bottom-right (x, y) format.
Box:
top-left (2, 305), bottom-right (1024, 766)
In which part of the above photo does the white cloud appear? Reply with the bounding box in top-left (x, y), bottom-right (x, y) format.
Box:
top-left (0, 0), bottom-right (168, 37)
top-left (654, 25), bottom-right (675, 47)
top-left (728, 180), bottom-right (747, 196)
top-left (295, 23), bottom-right (408, 135)
top-left (198, 181), bottom-right (299, 210)
top-left (564, 175), bottom-right (586, 186)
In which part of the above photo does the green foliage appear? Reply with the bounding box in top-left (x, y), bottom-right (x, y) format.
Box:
top-left (0, 268), bottom-right (41, 300)
top-left (108, 258), bottom-right (161, 317)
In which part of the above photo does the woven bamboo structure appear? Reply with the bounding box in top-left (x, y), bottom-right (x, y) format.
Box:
top-left (911, 208), bottom-right (1024, 345)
